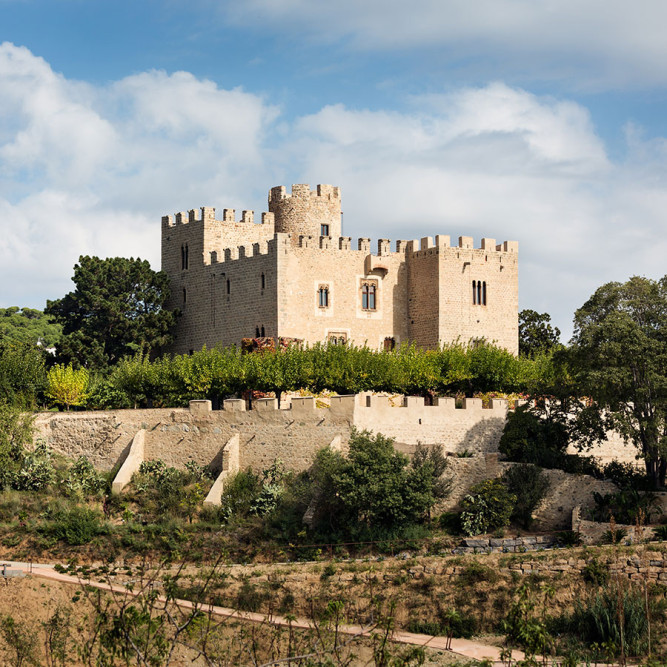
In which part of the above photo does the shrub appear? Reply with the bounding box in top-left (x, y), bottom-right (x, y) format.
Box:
top-left (460, 478), bottom-right (516, 536)
top-left (502, 464), bottom-right (550, 528)
top-left (458, 560), bottom-right (498, 586)
top-left (219, 469), bottom-right (262, 521)
top-left (499, 404), bottom-right (568, 464)
top-left (12, 442), bottom-right (55, 491)
top-left (591, 489), bottom-right (662, 525)
top-left (583, 558), bottom-right (609, 586)
top-left (64, 456), bottom-right (105, 497)
top-left (47, 507), bottom-right (107, 545)
top-left (571, 585), bottom-right (649, 657)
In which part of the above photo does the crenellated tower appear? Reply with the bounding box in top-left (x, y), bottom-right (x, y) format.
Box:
top-left (269, 184), bottom-right (341, 243)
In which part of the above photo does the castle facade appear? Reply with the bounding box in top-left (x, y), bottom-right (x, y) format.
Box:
top-left (161, 184), bottom-right (519, 354)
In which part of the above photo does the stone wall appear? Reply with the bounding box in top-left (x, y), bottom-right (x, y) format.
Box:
top-left (33, 392), bottom-right (641, 532)
top-left (34, 398), bottom-right (355, 473)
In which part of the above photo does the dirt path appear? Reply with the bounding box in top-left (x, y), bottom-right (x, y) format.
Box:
top-left (5, 560), bottom-right (523, 664)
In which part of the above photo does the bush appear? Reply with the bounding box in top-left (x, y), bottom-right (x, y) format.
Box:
top-left (499, 404), bottom-right (568, 464)
top-left (47, 507), bottom-right (107, 545)
top-left (571, 586), bottom-right (649, 657)
top-left (590, 489), bottom-right (661, 525)
top-left (502, 464), bottom-right (550, 528)
top-left (460, 478), bottom-right (516, 536)
top-left (64, 456), bottom-right (106, 497)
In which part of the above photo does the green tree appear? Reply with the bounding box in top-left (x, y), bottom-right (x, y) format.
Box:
top-left (46, 256), bottom-right (177, 369)
top-left (310, 430), bottom-right (446, 538)
top-left (519, 309), bottom-right (561, 358)
top-left (46, 363), bottom-right (89, 410)
top-left (0, 337), bottom-right (46, 408)
top-left (0, 306), bottom-right (62, 347)
top-left (570, 276), bottom-right (667, 487)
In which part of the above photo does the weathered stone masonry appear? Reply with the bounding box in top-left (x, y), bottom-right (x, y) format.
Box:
top-left (162, 183), bottom-right (519, 354)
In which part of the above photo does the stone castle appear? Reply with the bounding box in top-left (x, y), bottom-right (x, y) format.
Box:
top-left (161, 184), bottom-right (519, 354)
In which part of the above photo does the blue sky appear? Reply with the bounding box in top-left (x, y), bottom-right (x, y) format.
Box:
top-left (2, 0), bottom-right (667, 339)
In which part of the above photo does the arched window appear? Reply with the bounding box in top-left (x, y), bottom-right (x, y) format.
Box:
top-left (472, 280), bottom-right (477, 305)
top-left (261, 325), bottom-right (265, 337)
top-left (318, 286), bottom-right (329, 308)
top-left (477, 281), bottom-right (482, 306)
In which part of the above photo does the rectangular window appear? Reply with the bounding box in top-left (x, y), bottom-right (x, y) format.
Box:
top-left (318, 286), bottom-right (329, 308)
top-left (361, 280), bottom-right (378, 311)
top-left (320, 224), bottom-right (330, 236)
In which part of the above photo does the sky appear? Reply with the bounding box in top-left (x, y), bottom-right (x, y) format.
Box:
top-left (2, 0), bottom-right (667, 340)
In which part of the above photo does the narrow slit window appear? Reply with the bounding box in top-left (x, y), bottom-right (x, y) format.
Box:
top-left (226, 279), bottom-right (230, 295)
top-left (261, 273), bottom-right (265, 290)
top-left (255, 326), bottom-right (260, 337)
top-left (182, 288), bottom-right (187, 305)
top-left (261, 325), bottom-right (265, 337)
top-left (472, 280), bottom-right (477, 305)
top-left (477, 281), bottom-right (482, 306)
top-left (482, 281), bottom-right (487, 306)
top-left (181, 244), bottom-right (189, 271)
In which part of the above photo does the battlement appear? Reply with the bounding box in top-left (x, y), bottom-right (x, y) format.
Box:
top-left (208, 234), bottom-right (290, 266)
top-left (162, 207), bottom-right (274, 228)
top-left (288, 234), bottom-right (518, 257)
top-left (269, 183), bottom-right (341, 204)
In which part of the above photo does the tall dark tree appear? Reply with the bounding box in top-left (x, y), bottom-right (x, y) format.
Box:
top-left (519, 309), bottom-right (561, 357)
top-left (570, 276), bottom-right (667, 488)
top-left (46, 256), bottom-right (177, 369)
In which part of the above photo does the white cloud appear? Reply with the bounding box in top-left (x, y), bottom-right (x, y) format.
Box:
top-left (2, 43), bottom-right (667, 339)
top-left (223, 0), bottom-right (667, 89)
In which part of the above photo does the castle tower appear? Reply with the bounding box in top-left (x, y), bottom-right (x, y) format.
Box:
top-left (269, 184), bottom-right (341, 243)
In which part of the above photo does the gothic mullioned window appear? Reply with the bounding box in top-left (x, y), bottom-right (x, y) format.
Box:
top-left (361, 280), bottom-right (377, 311)
top-left (472, 280), bottom-right (487, 306)
top-left (328, 332), bottom-right (347, 345)
top-left (318, 285), bottom-right (329, 308)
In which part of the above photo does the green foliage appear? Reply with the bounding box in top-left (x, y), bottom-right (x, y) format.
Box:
top-left (499, 404), bottom-right (569, 465)
top-left (0, 306), bottom-right (62, 347)
top-left (12, 441), bottom-right (55, 491)
top-left (583, 558), bottom-right (610, 586)
top-left (571, 585), bottom-right (649, 657)
top-left (250, 460), bottom-right (286, 516)
top-left (457, 560), bottom-right (499, 586)
top-left (88, 339), bottom-right (545, 410)
top-left (591, 488), bottom-right (661, 525)
top-left (519, 309), bottom-right (561, 358)
top-left (0, 337), bottom-right (46, 408)
top-left (310, 430), bottom-right (445, 539)
top-left (502, 464), bottom-right (550, 529)
top-left (502, 584), bottom-right (553, 658)
top-left (219, 469), bottom-right (262, 521)
top-left (570, 275), bottom-right (667, 488)
top-left (0, 614), bottom-right (38, 666)
top-left (64, 456), bottom-right (106, 498)
top-left (45, 506), bottom-right (107, 545)
top-left (460, 478), bottom-right (517, 536)
top-left (0, 404), bottom-right (34, 490)
top-left (45, 363), bottom-right (89, 410)
top-left (406, 610), bottom-right (478, 639)
top-left (46, 255), bottom-right (177, 370)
